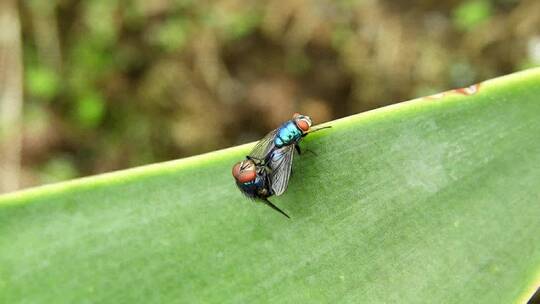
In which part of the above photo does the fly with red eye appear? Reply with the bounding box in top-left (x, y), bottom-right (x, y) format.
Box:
top-left (232, 113), bottom-right (330, 218)
top-left (231, 159), bottom-right (290, 218)
top-left (248, 113), bottom-right (331, 161)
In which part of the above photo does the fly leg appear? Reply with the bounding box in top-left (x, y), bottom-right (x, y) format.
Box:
top-left (246, 155), bottom-right (265, 165)
top-left (296, 143), bottom-right (318, 156)
top-left (297, 125), bottom-right (330, 156)
top-left (304, 125), bottom-right (332, 136)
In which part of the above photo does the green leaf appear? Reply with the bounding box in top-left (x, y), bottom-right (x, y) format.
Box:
top-left (1, 69), bottom-right (540, 303)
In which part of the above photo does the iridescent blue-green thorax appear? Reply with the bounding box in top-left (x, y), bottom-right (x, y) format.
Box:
top-left (274, 121), bottom-right (302, 148)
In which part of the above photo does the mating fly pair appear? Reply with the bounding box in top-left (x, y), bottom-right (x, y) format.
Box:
top-left (232, 113), bottom-right (330, 218)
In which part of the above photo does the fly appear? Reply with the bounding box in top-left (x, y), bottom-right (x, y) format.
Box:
top-left (232, 113), bottom-right (330, 218)
top-left (247, 113), bottom-right (330, 196)
top-left (232, 158), bottom-right (290, 218)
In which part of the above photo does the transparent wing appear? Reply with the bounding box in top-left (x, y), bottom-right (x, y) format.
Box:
top-left (248, 128), bottom-right (278, 160)
top-left (268, 145), bottom-right (294, 196)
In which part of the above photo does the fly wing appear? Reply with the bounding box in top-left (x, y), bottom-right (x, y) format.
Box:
top-left (248, 128), bottom-right (278, 161)
top-left (268, 145), bottom-right (294, 196)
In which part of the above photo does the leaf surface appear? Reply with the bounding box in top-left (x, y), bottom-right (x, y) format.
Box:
top-left (1, 69), bottom-right (540, 303)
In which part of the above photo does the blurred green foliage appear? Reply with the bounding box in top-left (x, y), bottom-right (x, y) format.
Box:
top-left (17, 0), bottom-right (540, 188)
top-left (75, 92), bottom-right (105, 128)
top-left (26, 66), bottom-right (59, 99)
top-left (453, 0), bottom-right (493, 31)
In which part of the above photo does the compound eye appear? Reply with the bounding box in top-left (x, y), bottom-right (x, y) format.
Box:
top-left (232, 162), bottom-right (242, 177)
top-left (237, 170), bottom-right (256, 183)
top-left (296, 118), bottom-right (310, 132)
top-left (232, 161), bottom-right (257, 183)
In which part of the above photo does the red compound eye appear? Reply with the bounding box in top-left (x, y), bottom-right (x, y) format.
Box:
top-left (296, 119), bottom-right (310, 132)
top-left (232, 161), bottom-right (257, 183)
top-left (238, 170), bottom-right (256, 183)
top-left (232, 162), bottom-right (242, 177)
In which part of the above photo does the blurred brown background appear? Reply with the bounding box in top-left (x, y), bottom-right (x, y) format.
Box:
top-left (1, 0), bottom-right (540, 194)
